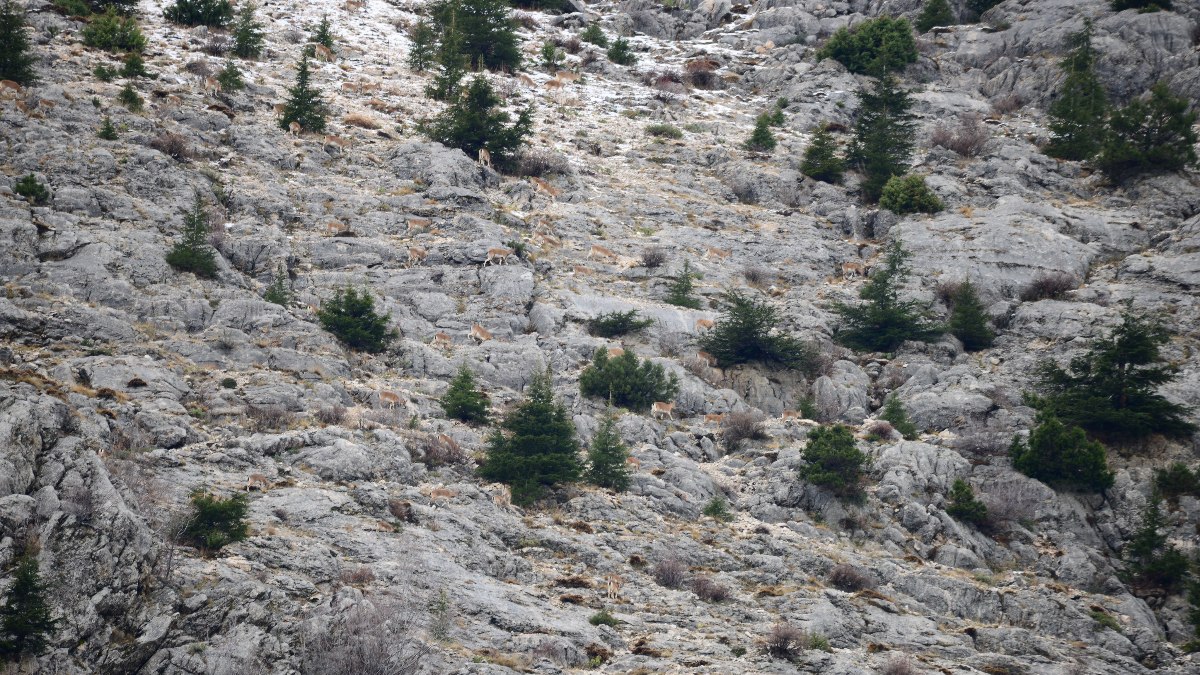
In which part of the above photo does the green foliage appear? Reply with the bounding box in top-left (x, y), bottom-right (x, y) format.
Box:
top-left (1096, 82), bottom-right (1198, 183)
top-left (262, 264), bottom-right (292, 306)
top-left (0, 0), bottom-right (37, 85)
top-left (82, 7), bottom-right (146, 52)
top-left (216, 60), bottom-right (243, 91)
top-left (424, 76), bottom-right (532, 171)
top-left (120, 51), bottom-right (148, 78)
top-left (947, 280), bottom-right (994, 351)
top-left (231, 1), bottom-right (264, 58)
top-left (579, 349), bottom-right (679, 412)
top-left (425, 9), bottom-right (467, 101)
top-left (645, 123), bottom-right (683, 139)
top-left (1111, 0), bottom-right (1171, 11)
top-left (879, 174), bottom-right (943, 214)
top-left (914, 0), bottom-right (954, 33)
top-left (607, 37), bottom-right (635, 66)
top-left (848, 75), bottom-right (915, 203)
top-left (1009, 413), bottom-right (1114, 492)
top-left (163, 0), bottom-right (232, 27)
top-left (589, 609), bottom-right (619, 627)
top-left (540, 40), bottom-right (561, 72)
top-left (13, 174), bottom-right (48, 205)
top-left (698, 290), bottom-right (817, 372)
top-left (407, 19), bottom-right (436, 72)
top-left (745, 113), bottom-right (777, 152)
top-left (665, 260), bottom-right (701, 309)
top-left (477, 368), bottom-right (584, 505)
top-left (97, 116), bottom-right (119, 140)
top-left (166, 196), bottom-right (218, 278)
top-left (879, 394), bottom-right (918, 440)
top-left (317, 287), bottom-right (397, 353)
top-left (1090, 609), bottom-right (1122, 631)
top-left (702, 495), bottom-right (732, 522)
top-left (1046, 21), bottom-right (1107, 161)
top-left (832, 240), bottom-right (943, 352)
top-left (310, 14), bottom-right (335, 50)
top-left (800, 125), bottom-right (845, 183)
top-left (1189, 576), bottom-right (1200, 643)
top-left (1123, 495), bottom-right (1189, 591)
top-left (180, 491), bottom-right (249, 552)
top-left (0, 555), bottom-right (57, 659)
top-left (580, 23), bottom-right (607, 47)
top-left (117, 81), bottom-right (142, 111)
top-left (220, 377), bottom-right (237, 389)
top-left (94, 63), bottom-right (118, 81)
top-left (430, 0), bottom-right (521, 72)
top-left (946, 479), bottom-right (988, 525)
top-left (586, 412), bottom-right (630, 492)
top-left (441, 364), bottom-right (490, 425)
top-left (278, 52), bottom-right (327, 133)
top-left (799, 424), bottom-right (868, 498)
top-left (816, 16), bottom-right (916, 76)
top-left (586, 310), bottom-right (653, 338)
top-left (1154, 463), bottom-right (1199, 505)
top-left (1029, 309), bottom-right (1195, 441)
top-left (52, 0), bottom-right (94, 16)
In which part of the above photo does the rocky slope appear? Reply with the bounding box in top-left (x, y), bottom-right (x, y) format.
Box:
top-left (1, 0), bottom-right (1199, 672)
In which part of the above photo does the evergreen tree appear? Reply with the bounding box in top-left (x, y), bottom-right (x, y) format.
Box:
top-left (1096, 82), bottom-right (1198, 183)
top-left (832, 240), bottom-right (942, 352)
top-left (120, 51), bottom-right (148, 78)
top-left (915, 0), bottom-right (954, 33)
top-left (879, 394), bottom-right (918, 440)
top-left (424, 75), bottom-right (533, 170)
top-left (879, 174), bottom-right (943, 214)
top-left (82, 7), bottom-right (147, 53)
top-left (0, 555), bottom-right (57, 660)
top-left (97, 116), bottom-right (119, 140)
top-left (580, 23), bottom-right (608, 47)
top-left (407, 18), bottom-right (437, 72)
top-left (849, 75), bottom-right (915, 203)
top-left (816, 16), bottom-right (917, 76)
top-left (947, 280), bottom-right (994, 351)
top-left (1045, 21), bottom-right (1107, 161)
top-left (945, 479), bottom-right (988, 525)
top-left (430, 0), bottom-right (520, 72)
top-left (1029, 308), bottom-right (1196, 441)
top-left (311, 14), bottom-right (335, 51)
top-left (180, 491), bottom-right (249, 552)
top-left (262, 263), bottom-right (292, 306)
top-left (477, 368), bottom-right (584, 505)
top-left (698, 290), bottom-right (816, 372)
top-left (216, 60), bottom-right (243, 91)
top-left (745, 113), bottom-right (777, 153)
top-left (578, 349), bottom-right (679, 412)
top-left (540, 40), bottom-right (562, 72)
top-left (163, 0), bottom-right (233, 27)
top-left (278, 52), bottom-right (327, 133)
top-left (702, 495), bottom-right (733, 522)
top-left (1009, 413), bottom-right (1114, 492)
top-left (425, 9), bottom-right (467, 101)
top-left (586, 411), bottom-right (630, 492)
top-left (1111, 0), bottom-right (1172, 11)
top-left (665, 259), bottom-right (701, 309)
top-left (166, 195), bottom-right (218, 278)
top-left (13, 174), bottom-right (48, 205)
top-left (1123, 494), bottom-right (1189, 591)
top-left (0, 0), bottom-right (37, 86)
top-left (441, 364), bottom-right (490, 424)
top-left (117, 81), bottom-right (143, 111)
top-left (607, 37), bottom-right (635, 66)
top-left (317, 287), bottom-right (397, 353)
top-left (799, 424), bottom-right (868, 498)
top-left (231, 1), bottom-right (264, 59)
top-left (966, 0), bottom-right (1002, 18)
top-left (800, 125), bottom-right (845, 183)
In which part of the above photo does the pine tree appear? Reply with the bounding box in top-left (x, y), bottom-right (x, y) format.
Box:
top-left (231, 1), bottom-right (264, 59)
top-left (317, 287), bottom-right (397, 353)
top-left (945, 479), bottom-right (988, 525)
top-left (745, 113), bottom-right (777, 153)
top-left (0, 0), bottom-right (37, 86)
top-left (879, 174), bottom-right (943, 214)
top-left (1123, 494), bottom-right (1189, 591)
top-left (180, 491), bottom-right (249, 552)
top-left (97, 116), bottom-right (119, 140)
top-left (580, 23), bottom-right (608, 47)
top-left (800, 125), bottom-right (845, 183)
top-left (799, 424), bottom-right (868, 498)
top-left (915, 0), bottom-right (954, 33)
top-left (407, 19), bottom-right (437, 72)
top-left (665, 259), bottom-right (701, 309)
top-left (1045, 21), bottom-right (1107, 161)
top-left (849, 75), bottom-right (915, 203)
top-left (816, 16), bottom-right (917, 76)
top-left (477, 368), bottom-right (583, 505)
top-left (1029, 308), bottom-right (1196, 441)
top-left (1009, 413), bottom-right (1114, 492)
top-left (540, 40), bottom-right (562, 72)
top-left (262, 263), bottom-right (292, 306)
top-left (163, 0), bottom-right (233, 27)
top-left (120, 51), bottom-right (148, 78)
top-left (586, 411), bottom-right (630, 492)
top-left (698, 290), bottom-right (816, 372)
top-left (1096, 82), bottom-right (1198, 184)
top-left (0, 555), bottom-right (57, 659)
top-left (947, 280), bottom-right (994, 351)
top-left (425, 8), bottom-right (467, 102)
top-left (441, 364), bottom-right (490, 424)
top-left (216, 60), bottom-right (243, 91)
top-left (879, 394), bottom-right (918, 440)
top-left (430, 0), bottom-right (520, 72)
top-left (117, 81), bottom-right (143, 111)
top-left (578, 349), bottom-right (679, 412)
top-left (607, 37), bottom-right (635, 66)
top-left (166, 195), bottom-right (218, 278)
top-left (278, 52), bottom-right (327, 133)
top-left (424, 76), bottom-right (533, 169)
top-left (832, 240), bottom-right (942, 352)
top-left (311, 14), bottom-right (335, 51)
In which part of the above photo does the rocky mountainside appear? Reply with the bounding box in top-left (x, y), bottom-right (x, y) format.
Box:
top-left (1, 0), bottom-right (1199, 672)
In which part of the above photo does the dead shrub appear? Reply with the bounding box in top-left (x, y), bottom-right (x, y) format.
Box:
top-left (184, 60), bottom-right (212, 77)
top-left (204, 34), bottom-right (232, 56)
top-left (978, 479), bottom-right (1040, 526)
top-left (421, 433), bottom-right (467, 467)
top-left (691, 576), bottom-right (731, 602)
top-left (245, 404), bottom-right (294, 432)
top-left (991, 93), bottom-right (1024, 115)
top-left (681, 355), bottom-right (709, 379)
top-left (684, 58), bottom-right (720, 89)
top-left (562, 36), bottom-right (582, 54)
top-left (150, 132), bottom-right (191, 161)
top-left (343, 112), bottom-right (380, 129)
top-left (653, 557), bottom-right (687, 589)
top-left (721, 411), bottom-right (768, 451)
top-left (934, 280), bottom-right (963, 307)
top-left (61, 483), bottom-right (96, 523)
top-left (657, 332), bottom-right (686, 358)
top-left (765, 622), bottom-right (807, 660)
top-left (110, 424), bottom-right (154, 457)
top-left (299, 602), bottom-right (428, 675)
top-left (315, 404), bottom-right (347, 426)
top-left (930, 114), bottom-right (988, 158)
top-left (340, 565), bottom-right (376, 585)
top-left (641, 247), bottom-right (667, 269)
top-left (827, 563), bottom-right (874, 592)
top-left (880, 656), bottom-right (920, 675)
top-left (512, 11), bottom-right (538, 29)
top-left (865, 420), bottom-right (897, 441)
top-left (516, 149), bottom-right (573, 178)
top-left (1019, 272), bottom-right (1076, 302)
top-left (388, 498), bottom-right (416, 523)
top-left (952, 430), bottom-right (1009, 456)
top-left (743, 265), bottom-right (771, 287)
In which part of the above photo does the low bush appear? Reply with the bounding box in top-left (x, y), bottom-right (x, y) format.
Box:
top-left (946, 478), bottom-right (989, 525)
top-left (653, 557), bottom-right (686, 588)
top-left (298, 602), bottom-right (427, 675)
top-left (422, 433), bottom-right (467, 467)
top-left (317, 287), bottom-right (397, 353)
top-left (578, 349), bottom-right (679, 413)
top-left (914, 0), bottom-right (954, 33)
top-left (721, 411), bottom-right (767, 451)
top-left (589, 609), bottom-right (620, 627)
top-left (82, 7), bottom-right (146, 52)
top-left (878, 394), bottom-right (918, 440)
top-left (586, 310), bottom-right (653, 338)
top-left (640, 247), bottom-right (666, 269)
top-left (180, 491), bottom-right (248, 552)
top-left (245, 404), bottom-right (293, 432)
top-left (607, 37), bottom-right (635, 65)
top-left (827, 563), bottom-right (874, 591)
top-left (515, 149), bottom-right (572, 177)
top-left (764, 622), bottom-right (806, 660)
top-left (691, 576), bottom-right (731, 602)
top-left (645, 123), bottom-right (683, 139)
top-left (1019, 272), bottom-right (1076, 301)
top-left (879, 174), bottom-right (943, 214)
top-left (1154, 463), bottom-right (1199, 504)
top-left (314, 404), bottom-right (346, 425)
top-left (13, 174), bottom-right (48, 205)
top-left (930, 113), bottom-right (988, 157)
top-left (149, 132), bottom-right (191, 161)
top-left (580, 23), bottom-right (607, 47)
top-left (117, 82), bottom-right (142, 111)
top-left (702, 495), bottom-right (732, 522)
